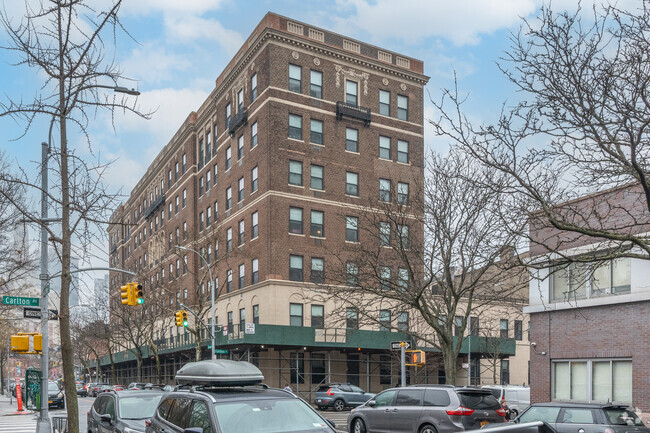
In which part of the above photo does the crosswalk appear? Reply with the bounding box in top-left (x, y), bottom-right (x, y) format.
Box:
top-left (320, 410), bottom-right (351, 432)
top-left (0, 415), bottom-right (37, 433)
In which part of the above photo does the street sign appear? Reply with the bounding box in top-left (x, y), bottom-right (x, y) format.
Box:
top-left (214, 349), bottom-right (229, 355)
top-left (390, 341), bottom-right (411, 350)
top-left (3, 296), bottom-right (39, 307)
top-left (23, 307), bottom-right (58, 320)
top-left (245, 323), bottom-right (255, 334)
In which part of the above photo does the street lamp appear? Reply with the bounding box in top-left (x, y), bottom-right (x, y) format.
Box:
top-left (175, 245), bottom-right (216, 361)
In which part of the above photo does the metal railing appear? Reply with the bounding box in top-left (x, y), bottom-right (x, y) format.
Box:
top-left (336, 101), bottom-right (371, 126)
top-left (52, 415), bottom-right (68, 433)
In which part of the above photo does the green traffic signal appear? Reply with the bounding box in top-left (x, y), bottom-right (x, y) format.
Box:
top-left (183, 319), bottom-right (188, 326)
top-left (137, 298), bottom-right (144, 304)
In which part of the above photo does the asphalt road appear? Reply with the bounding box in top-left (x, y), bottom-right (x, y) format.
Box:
top-left (49, 395), bottom-right (93, 431)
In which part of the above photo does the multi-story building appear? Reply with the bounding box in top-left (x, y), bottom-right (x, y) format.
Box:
top-left (105, 12), bottom-right (525, 393)
top-left (525, 184), bottom-right (650, 416)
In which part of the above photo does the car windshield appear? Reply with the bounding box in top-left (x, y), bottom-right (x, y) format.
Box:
top-left (118, 394), bottom-right (163, 420)
top-left (214, 398), bottom-right (331, 433)
top-left (603, 408), bottom-right (644, 426)
top-left (457, 392), bottom-right (500, 410)
top-left (48, 383), bottom-right (59, 392)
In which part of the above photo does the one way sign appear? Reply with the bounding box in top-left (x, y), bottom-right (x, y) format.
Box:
top-left (390, 341), bottom-right (411, 350)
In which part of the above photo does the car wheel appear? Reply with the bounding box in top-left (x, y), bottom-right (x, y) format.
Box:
top-left (419, 424), bottom-right (437, 433)
top-left (352, 418), bottom-right (366, 433)
top-left (333, 399), bottom-right (345, 412)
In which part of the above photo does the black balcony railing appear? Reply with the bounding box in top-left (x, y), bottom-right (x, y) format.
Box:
top-left (144, 194), bottom-right (165, 219)
top-left (336, 101), bottom-right (371, 126)
top-left (229, 107), bottom-right (248, 136)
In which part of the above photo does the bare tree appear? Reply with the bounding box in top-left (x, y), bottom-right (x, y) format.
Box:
top-left (315, 149), bottom-right (527, 384)
top-left (430, 3), bottom-right (650, 269)
top-left (0, 1), bottom-right (151, 430)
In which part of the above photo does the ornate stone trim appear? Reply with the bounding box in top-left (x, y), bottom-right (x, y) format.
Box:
top-left (334, 64), bottom-right (369, 95)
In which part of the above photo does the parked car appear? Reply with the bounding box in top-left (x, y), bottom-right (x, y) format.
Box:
top-left (90, 383), bottom-right (108, 397)
top-left (88, 390), bottom-right (164, 433)
top-left (483, 385), bottom-right (530, 418)
top-left (76, 381), bottom-right (88, 397)
top-left (315, 383), bottom-right (375, 411)
top-left (147, 359), bottom-right (337, 433)
top-left (96, 385), bottom-right (114, 395)
top-left (128, 382), bottom-right (147, 390)
top-left (112, 384), bottom-right (126, 391)
top-left (349, 385), bottom-right (507, 433)
top-left (47, 381), bottom-right (65, 409)
top-left (513, 402), bottom-right (649, 433)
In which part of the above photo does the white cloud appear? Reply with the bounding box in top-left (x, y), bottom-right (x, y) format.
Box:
top-left (120, 44), bottom-right (193, 85)
top-left (336, 0), bottom-right (538, 45)
top-left (163, 15), bottom-right (243, 51)
top-left (121, 0), bottom-right (229, 16)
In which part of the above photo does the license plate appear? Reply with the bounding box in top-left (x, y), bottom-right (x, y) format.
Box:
top-left (480, 421), bottom-right (489, 427)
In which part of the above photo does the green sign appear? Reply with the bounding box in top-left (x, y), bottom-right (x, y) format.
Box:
top-left (214, 349), bottom-right (229, 355)
top-left (25, 368), bottom-right (42, 410)
top-left (2, 296), bottom-right (39, 307)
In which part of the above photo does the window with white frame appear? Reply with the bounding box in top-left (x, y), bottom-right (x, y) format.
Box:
top-left (397, 94), bottom-right (408, 120)
top-left (251, 73), bottom-right (257, 101)
top-left (252, 258), bottom-right (259, 284)
top-left (345, 128), bottom-right (359, 152)
top-left (310, 70), bottom-right (322, 98)
top-left (379, 178), bottom-right (391, 202)
top-left (379, 90), bottom-right (390, 116)
top-left (310, 119), bottom-right (323, 144)
top-left (251, 166), bottom-right (258, 192)
top-left (346, 171), bottom-right (359, 196)
top-left (251, 122), bottom-right (258, 148)
top-left (379, 136), bottom-right (391, 160)
top-left (397, 140), bottom-right (409, 163)
top-left (289, 114), bottom-right (302, 140)
top-left (238, 135), bottom-right (244, 160)
top-left (225, 146), bottom-right (232, 170)
top-left (289, 160), bottom-right (303, 186)
top-left (552, 359), bottom-right (632, 404)
top-left (289, 64), bottom-right (301, 93)
top-left (346, 80), bottom-right (358, 106)
top-left (251, 211), bottom-right (258, 239)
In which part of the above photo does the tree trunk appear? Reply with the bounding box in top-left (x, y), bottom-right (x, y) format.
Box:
top-left (136, 353), bottom-right (142, 382)
top-left (108, 349), bottom-right (116, 384)
top-left (441, 346), bottom-right (458, 385)
top-left (194, 333), bottom-right (202, 362)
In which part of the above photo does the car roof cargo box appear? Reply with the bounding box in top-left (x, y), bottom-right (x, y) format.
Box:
top-left (175, 360), bottom-right (264, 386)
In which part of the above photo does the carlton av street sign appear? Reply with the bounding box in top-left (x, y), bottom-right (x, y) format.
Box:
top-left (2, 296), bottom-right (39, 307)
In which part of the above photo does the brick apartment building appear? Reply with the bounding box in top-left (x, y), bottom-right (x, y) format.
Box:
top-left (105, 13), bottom-right (525, 393)
top-left (525, 184), bottom-right (650, 414)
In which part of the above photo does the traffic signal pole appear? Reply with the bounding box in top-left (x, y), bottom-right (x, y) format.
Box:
top-left (37, 141), bottom-right (50, 433)
top-left (400, 342), bottom-right (406, 388)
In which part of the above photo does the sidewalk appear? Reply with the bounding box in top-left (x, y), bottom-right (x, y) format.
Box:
top-left (0, 392), bottom-right (39, 417)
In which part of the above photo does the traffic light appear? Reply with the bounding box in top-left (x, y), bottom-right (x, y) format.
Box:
top-left (176, 310), bottom-right (189, 327)
top-left (405, 350), bottom-right (426, 366)
top-left (181, 311), bottom-right (188, 327)
top-left (133, 283), bottom-right (144, 305)
top-left (33, 334), bottom-right (42, 353)
top-left (11, 335), bottom-right (29, 352)
top-left (120, 284), bottom-right (133, 305)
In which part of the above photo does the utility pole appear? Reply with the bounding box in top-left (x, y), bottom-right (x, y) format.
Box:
top-left (467, 316), bottom-right (472, 387)
top-left (400, 342), bottom-right (406, 388)
top-left (37, 141), bottom-right (51, 433)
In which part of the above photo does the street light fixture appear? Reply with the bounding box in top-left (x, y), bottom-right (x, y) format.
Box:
top-left (175, 245), bottom-right (217, 361)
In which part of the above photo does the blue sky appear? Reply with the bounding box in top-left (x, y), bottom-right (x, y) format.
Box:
top-left (0, 0), bottom-right (624, 293)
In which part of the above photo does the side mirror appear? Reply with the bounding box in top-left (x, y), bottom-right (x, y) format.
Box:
top-left (367, 400), bottom-right (376, 407)
top-left (183, 428), bottom-right (203, 433)
top-left (100, 414), bottom-right (112, 424)
top-left (326, 419), bottom-right (336, 429)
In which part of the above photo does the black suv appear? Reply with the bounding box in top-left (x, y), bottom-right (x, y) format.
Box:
top-left (147, 359), bottom-right (337, 433)
top-left (88, 389), bottom-right (164, 433)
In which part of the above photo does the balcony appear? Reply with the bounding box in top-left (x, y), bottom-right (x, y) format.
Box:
top-left (336, 101), bottom-right (371, 126)
top-left (228, 107), bottom-right (248, 136)
top-left (143, 194), bottom-right (165, 219)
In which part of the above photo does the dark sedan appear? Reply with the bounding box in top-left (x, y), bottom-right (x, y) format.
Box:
top-left (48, 381), bottom-right (65, 409)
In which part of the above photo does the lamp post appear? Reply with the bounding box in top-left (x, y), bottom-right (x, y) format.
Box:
top-left (36, 84), bottom-right (140, 433)
top-left (175, 245), bottom-right (216, 361)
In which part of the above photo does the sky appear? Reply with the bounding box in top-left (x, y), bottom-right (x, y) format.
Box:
top-left (0, 0), bottom-right (627, 297)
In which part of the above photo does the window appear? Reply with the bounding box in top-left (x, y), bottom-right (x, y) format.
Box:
top-left (183, 222), bottom-right (187, 240)
top-left (551, 263), bottom-right (588, 301)
top-left (379, 178), bottom-right (391, 202)
top-left (251, 211), bottom-right (259, 239)
top-left (226, 187), bottom-right (232, 210)
top-left (214, 201), bottom-right (218, 220)
top-left (289, 255), bottom-right (304, 282)
top-left (310, 164), bottom-right (324, 190)
top-left (310, 70), bottom-right (322, 98)
top-left (237, 135), bottom-right (244, 160)
top-left (346, 262), bottom-right (358, 286)
top-left (346, 171), bottom-right (359, 196)
top-left (469, 316), bottom-right (479, 336)
top-left (311, 353), bottom-right (326, 384)
top-left (397, 224), bottom-right (409, 248)
top-left (238, 264), bottom-right (245, 289)
top-left (289, 207), bottom-right (303, 234)
top-left (310, 210), bottom-right (324, 237)
top-left (182, 153), bottom-right (187, 173)
top-left (552, 359), bottom-right (632, 404)
top-left (345, 128), bottom-right (359, 152)
top-left (346, 307), bottom-right (358, 329)
top-left (289, 64), bottom-right (301, 93)
top-left (311, 304), bottom-right (324, 328)
top-left (398, 268), bottom-right (409, 291)
top-left (346, 80), bottom-right (358, 106)
top-left (310, 119), bottom-right (323, 144)
top-left (251, 122), bottom-right (258, 148)
top-left (182, 256), bottom-right (187, 274)
top-left (454, 316), bottom-right (463, 336)
top-left (206, 172), bottom-right (211, 192)
top-left (250, 73), bottom-right (257, 101)
top-left (500, 319), bottom-right (508, 338)
top-left (182, 189), bottom-right (187, 208)
top-left (252, 259), bottom-right (259, 284)
top-left (346, 216), bottom-right (359, 242)
top-left (289, 114), bottom-right (302, 140)
top-left (289, 160), bottom-right (303, 186)
top-left (198, 138), bottom-right (204, 169)
top-left (226, 227), bottom-right (233, 252)
top-left (397, 312), bottom-right (409, 331)
top-left (199, 212), bottom-right (205, 231)
top-left (237, 89), bottom-right (244, 111)
top-left (213, 164), bottom-right (217, 185)
top-left (379, 136), bottom-right (391, 160)
top-left (397, 94), bottom-right (408, 120)
top-left (379, 266), bottom-right (391, 290)
top-left (379, 310), bottom-right (391, 331)
top-left (397, 140), bottom-right (409, 163)
top-left (175, 162), bottom-right (179, 182)
top-left (379, 222), bottom-right (391, 246)
top-left (250, 166), bottom-right (258, 193)
top-left (205, 131), bottom-right (211, 162)
top-left (199, 177), bottom-right (204, 196)
top-left (238, 219), bottom-right (245, 246)
top-left (253, 304), bottom-right (259, 324)
top-left (238, 177), bottom-right (244, 202)
top-left (167, 169), bottom-right (172, 189)
top-left (379, 90), bottom-right (390, 116)
top-left (311, 257), bottom-right (324, 283)
top-left (591, 258), bottom-right (631, 296)
top-left (397, 182), bottom-right (409, 205)
top-left (514, 320), bottom-right (523, 341)
top-left (168, 202), bottom-right (172, 220)
top-left (226, 269), bottom-right (232, 292)
top-left (290, 303), bottom-right (303, 326)
top-left (225, 146), bottom-right (231, 170)
top-left (225, 103), bottom-right (231, 128)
